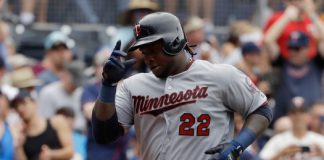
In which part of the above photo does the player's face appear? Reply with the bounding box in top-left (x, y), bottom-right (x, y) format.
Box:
top-left (139, 41), bottom-right (177, 78)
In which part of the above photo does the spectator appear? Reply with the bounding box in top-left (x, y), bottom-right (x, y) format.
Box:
top-left (0, 91), bottom-right (15, 159)
top-left (236, 42), bottom-right (273, 97)
top-left (272, 31), bottom-right (324, 120)
top-left (236, 42), bottom-right (262, 83)
top-left (260, 97), bottom-right (324, 160)
top-left (308, 102), bottom-right (324, 134)
top-left (56, 107), bottom-right (87, 160)
top-left (184, 16), bottom-right (220, 63)
top-left (35, 31), bottom-right (72, 92)
top-left (0, 56), bottom-right (18, 100)
top-left (11, 89), bottom-right (73, 160)
top-left (38, 61), bottom-right (85, 131)
top-left (120, 0), bottom-right (158, 26)
top-left (81, 50), bottom-right (129, 160)
top-left (219, 22), bottom-right (243, 65)
top-left (263, 0), bottom-right (324, 61)
top-left (273, 116), bottom-right (293, 134)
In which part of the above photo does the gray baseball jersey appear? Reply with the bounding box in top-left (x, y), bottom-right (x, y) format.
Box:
top-left (115, 60), bottom-right (267, 160)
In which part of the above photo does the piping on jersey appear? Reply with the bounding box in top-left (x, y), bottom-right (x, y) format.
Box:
top-left (132, 85), bottom-right (208, 116)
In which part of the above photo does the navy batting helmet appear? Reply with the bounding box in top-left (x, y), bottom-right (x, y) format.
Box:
top-left (128, 12), bottom-right (187, 56)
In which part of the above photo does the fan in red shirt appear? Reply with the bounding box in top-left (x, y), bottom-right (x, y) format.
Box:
top-left (263, 0), bottom-right (324, 61)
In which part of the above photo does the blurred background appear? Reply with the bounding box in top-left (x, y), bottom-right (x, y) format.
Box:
top-left (1, 0), bottom-right (324, 160)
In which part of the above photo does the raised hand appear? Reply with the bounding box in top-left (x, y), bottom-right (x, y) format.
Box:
top-left (102, 40), bottom-right (136, 86)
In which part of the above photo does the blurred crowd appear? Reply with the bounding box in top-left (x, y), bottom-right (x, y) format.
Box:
top-left (1, 0), bottom-right (324, 160)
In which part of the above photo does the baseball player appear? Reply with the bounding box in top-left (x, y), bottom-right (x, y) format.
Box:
top-left (92, 12), bottom-right (272, 160)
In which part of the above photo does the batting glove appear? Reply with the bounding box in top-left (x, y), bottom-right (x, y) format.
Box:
top-left (205, 142), bottom-right (243, 160)
top-left (102, 40), bottom-right (136, 86)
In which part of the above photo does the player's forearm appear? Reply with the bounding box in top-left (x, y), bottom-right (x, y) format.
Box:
top-left (92, 85), bottom-right (124, 144)
top-left (94, 85), bottom-right (117, 121)
top-left (92, 110), bottom-right (124, 144)
top-left (243, 114), bottom-right (270, 137)
top-left (93, 100), bottom-right (116, 121)
top-left (233, 105), bottom-right (272, 150)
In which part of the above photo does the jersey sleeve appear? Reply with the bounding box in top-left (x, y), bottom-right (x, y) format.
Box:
top-left (222, 66), bottom-right (267, 119)
top-left (115, 80), bottom-right (134, 131)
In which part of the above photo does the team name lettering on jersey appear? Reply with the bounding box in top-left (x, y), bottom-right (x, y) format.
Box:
top-left (132, 86), bottom-right (208, 116)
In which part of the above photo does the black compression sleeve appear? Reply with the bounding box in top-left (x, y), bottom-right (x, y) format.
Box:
top-left (91, 111), bottom-right (124, 144)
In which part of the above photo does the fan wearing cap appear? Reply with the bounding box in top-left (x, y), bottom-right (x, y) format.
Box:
top-left (272, 31), bottom-right (324, 120)
top-left (263, 0), bottom-right (324, 61)
top-left (184, 16), bottom-right (220, 63)
top-left (260, 97), bottom-right (324, 159)
top-left (12, 90), bottom-right (73, 160)
top-left (286, 31), bottom-right (310, 66)
top-left (236, 42), bottom-right (262, 84)
top-left (235, 42), bottom-right (272, 99)
top-left (34, 31), bottom-right (73, 92)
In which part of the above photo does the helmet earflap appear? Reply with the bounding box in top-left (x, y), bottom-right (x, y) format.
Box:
top-left (162, 36), bottom-right (187, 56)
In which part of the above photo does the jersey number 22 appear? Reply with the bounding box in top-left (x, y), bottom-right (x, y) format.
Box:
top-left (179, 113), bottom-right (210, 136)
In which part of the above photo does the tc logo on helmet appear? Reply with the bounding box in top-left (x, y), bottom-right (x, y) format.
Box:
top-left (135, 24), bottom-right (141, 37)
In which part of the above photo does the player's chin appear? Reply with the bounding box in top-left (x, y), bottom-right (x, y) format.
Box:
top-left (153, 72), bottom-right (165, 78)
top-left (152, 68), bottom-right (167, 78)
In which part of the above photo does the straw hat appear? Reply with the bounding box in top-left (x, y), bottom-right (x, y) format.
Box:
top-left (10, 66), bottom-right (42, 88)
top-left (128, 0), bottom-right (159, 11)
top-left (184, 16), bottom-right (204, 33)
top-left (119, 0), bottom-right (159, 25)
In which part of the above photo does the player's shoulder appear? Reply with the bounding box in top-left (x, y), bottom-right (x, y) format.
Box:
top-left (122, 72), bottom-right (156, 85)
top-left (193, 60), bottom-right (237, 71)
top-left (190, 60), bottom-right (239, 76)
top-left (191, 60), bottom-right (241, 82)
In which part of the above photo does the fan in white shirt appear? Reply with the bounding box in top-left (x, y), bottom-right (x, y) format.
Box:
top-left (260, 97), bottom-right (324, 160)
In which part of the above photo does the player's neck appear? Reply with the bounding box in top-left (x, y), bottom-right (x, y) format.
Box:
top-left (170, 56), bottom-right (194, 76)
